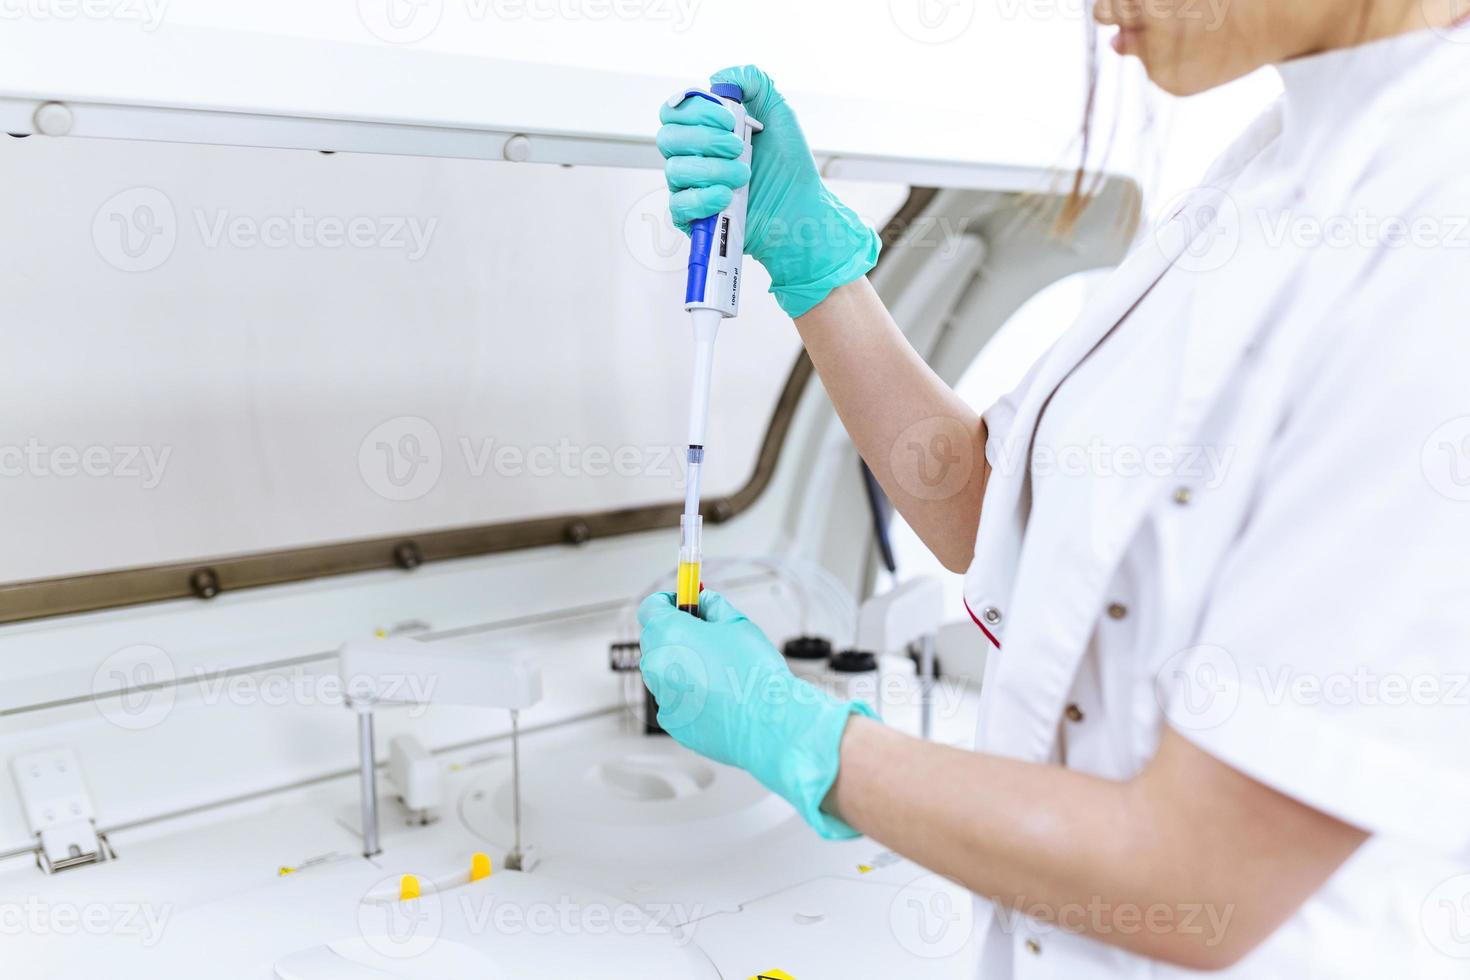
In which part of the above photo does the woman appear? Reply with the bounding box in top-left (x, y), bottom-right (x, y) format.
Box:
top-left (638, 2), bottom-right (1470, 975)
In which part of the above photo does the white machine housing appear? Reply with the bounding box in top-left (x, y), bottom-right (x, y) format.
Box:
top-left (0, 14), bottom-right (1140, 979)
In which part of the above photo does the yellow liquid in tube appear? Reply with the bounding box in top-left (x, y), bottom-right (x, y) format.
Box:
top-left (676, 560), bottom-right (701, 615)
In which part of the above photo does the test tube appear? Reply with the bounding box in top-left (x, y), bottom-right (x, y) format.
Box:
top-left (677, 513), bottom-right (702, 617)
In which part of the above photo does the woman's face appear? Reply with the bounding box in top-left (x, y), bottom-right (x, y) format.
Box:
top-left (1093, 0), bottom-right (1435, 95)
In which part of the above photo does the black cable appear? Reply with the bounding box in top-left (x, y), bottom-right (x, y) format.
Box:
top-left (860, 460), bottom-right (898, 575)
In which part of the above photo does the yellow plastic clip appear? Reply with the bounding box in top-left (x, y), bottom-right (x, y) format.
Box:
top-left (747, 972), bottom-right (796, 980)
top-left (470, 853), bottom-right (492, 882)
top-left (399, 874), bottom-right (421, 901)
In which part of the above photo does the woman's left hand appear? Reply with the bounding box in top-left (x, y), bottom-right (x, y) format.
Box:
top-left (637, 590), bottom-right (876, 839)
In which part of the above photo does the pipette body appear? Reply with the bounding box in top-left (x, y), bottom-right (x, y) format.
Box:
top-left (671, 82), bottom-right (760, 618)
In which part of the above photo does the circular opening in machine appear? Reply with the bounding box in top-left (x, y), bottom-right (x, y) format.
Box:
top-left (586, 753), bottom-right (717, 802)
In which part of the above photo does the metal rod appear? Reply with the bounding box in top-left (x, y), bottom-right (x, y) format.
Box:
top-left (356, 707), bottom-right (381, 858)
top-left (505, 709), bottom-right (524, 870)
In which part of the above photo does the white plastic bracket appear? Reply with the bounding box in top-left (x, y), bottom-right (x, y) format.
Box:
top-left (10, 748), bottom-right (111, 873)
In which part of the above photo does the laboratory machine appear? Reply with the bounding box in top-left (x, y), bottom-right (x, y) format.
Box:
top-left (0, 16), bottom-right (1138, 978)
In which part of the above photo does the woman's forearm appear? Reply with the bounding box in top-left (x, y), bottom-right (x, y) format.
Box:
top-left (828, 718), bottom-right (1366, 969)
top-left (795, 278), bottom-right (987, 571)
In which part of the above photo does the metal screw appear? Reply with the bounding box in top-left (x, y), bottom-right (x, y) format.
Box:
top-left (189, 567), bottom-right (221, 599)
top-left (392, 541), bottom-right (423, 570)
top-left (564, 520), bottom-right (592, 545)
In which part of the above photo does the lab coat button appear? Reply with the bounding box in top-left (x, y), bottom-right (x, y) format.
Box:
top-left (982, 606), bottom-right (1003, 626)
top-left (1065, 703), bottom-right (1085, 723)
top-left (1025, 938), bottom-right (1042, 955)
top-left (1107, 602), bottom-right (1128, 620)
top-left (1173, 486), bottom-right (1193, 506)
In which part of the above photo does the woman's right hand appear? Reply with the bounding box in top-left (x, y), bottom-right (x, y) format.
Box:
top-left (657, 65), bottom-right (881, 319)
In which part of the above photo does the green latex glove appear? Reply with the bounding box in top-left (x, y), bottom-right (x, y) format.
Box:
top-left (638, 589), bottom-right (877, 839)
top-left (656, 65), bottom-right (882, 318)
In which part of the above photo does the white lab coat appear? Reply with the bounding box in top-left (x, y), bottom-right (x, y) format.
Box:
top-left (961, 29), bottom-right (1470, 979)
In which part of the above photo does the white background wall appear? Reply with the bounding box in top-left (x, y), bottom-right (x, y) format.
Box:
top-left (0, 0), bottom-right (1284, 585)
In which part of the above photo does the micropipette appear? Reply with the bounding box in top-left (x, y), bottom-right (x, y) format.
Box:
top-left (670, 82), bottom-right (762, 617)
